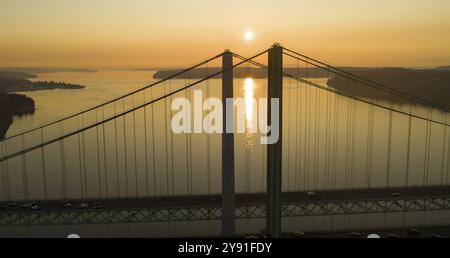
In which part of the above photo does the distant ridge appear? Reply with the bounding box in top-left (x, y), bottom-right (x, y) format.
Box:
top-left (0, 71), bottom-right (37, 80)
top-left (328, 68), bottom-right (450, 109)
top-left (436, 65), bottom-right (450, 70)
top-left (154, 67), bottom-right (450, 110)
top-left (153, 67), bottom-right (332, 79)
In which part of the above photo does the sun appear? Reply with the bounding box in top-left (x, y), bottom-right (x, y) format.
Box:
top-left (244, 31), bottom-right (254, 41)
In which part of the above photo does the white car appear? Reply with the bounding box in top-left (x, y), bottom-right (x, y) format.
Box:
top-left (307, 191), bottom-right (318, 198)
top-left (30, 205), bottom-right (41, 211)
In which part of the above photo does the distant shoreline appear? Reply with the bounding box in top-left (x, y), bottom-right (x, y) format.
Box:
top-left (0, 68), bottom-right (97, 74)
top-left (152, 66), bottom-right (450, 80)
top-left (153, 67), bottom-right (331, 79)
top-left (0, 77), bottom-right (85, 93)
top-left (153, 67), bottom-right (450, 109)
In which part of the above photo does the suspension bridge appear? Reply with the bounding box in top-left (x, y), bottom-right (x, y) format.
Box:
top-left (0, 44), bottom-right (449, 238)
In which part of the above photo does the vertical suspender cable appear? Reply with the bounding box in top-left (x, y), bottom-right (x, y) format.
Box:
top-left (345, 81), bottom-right (351, 188)
top-left (351, 96), bottom-right (356, 188)
top-left (122, 99), bottom-right (129, 196)
top-left (443, 115), bottom-right (449, 197)
top-left (77, 116), bottom-right (84, 198)
top-left (132, 94), bottom-right (138, 197)
top-left (185, 77), bottom-right (191, 195)
top-left (0, 141), bottom-right (11, 200)
top-left (188, 74), bottom-right (193, 195)
top-left (286, 78), bottom-right (291, 191)
top-left (143, 90), bottom-right (149, 196)
top-left (366, 105), bottom-right (374, 188)
top-left (333, 88), bottom-right (339, 190)
top-left (40, 128), bottom-right (47, 199)
top-left (0, 143), bottom-right (6, 199)
top-left (295, 59), bottom-right (300, 190)
top-left (386, 110), bottom-right (393, 188)
top-left (81, 115), bottom-right (88, 198)
top-left (313, 71), bottom-right (319, 189)
top-left (60, 122), bottom-right (67, 199)
top-left (95, 110), bottom-right (102, 198)
top-left (423, 109), bottom-right (432, 186)
top-left (405, 108), bottom-right (413, 188)
top-left (169, 80), bottom-right (175, 196)
top-left (102, 106), bottom-right (108, 197)
top-left (440, 122), bottom-right (447, 186)
top-left (114, 102), bottom-right (120, 197)
top-left (403, 108), bottom-right (413, 228)
top-left (163, 81), bottom-right (170, 195)
top-left (305, 62), bottom-right (310, 189)
top-left (150, 87), bottom-right (157, 196)
top-left (21, 135), bottom-right (28, 199)
top-left (206, 63), bottom-right (211, 194)
top-left (1, 144), bottom-right (8, 200)
top-left (324, 70), bottom-right (330, 189)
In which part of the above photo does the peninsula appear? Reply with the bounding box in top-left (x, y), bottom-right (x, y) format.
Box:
top-left (0, 72), bottom-right (85, 139)
top-left (0, 77), bottom-right (84, 92)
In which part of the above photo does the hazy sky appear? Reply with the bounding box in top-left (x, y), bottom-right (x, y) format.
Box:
top-left (1, 0), bottom-right (450, 68)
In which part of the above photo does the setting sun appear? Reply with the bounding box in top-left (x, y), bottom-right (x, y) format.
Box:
top-left (244, 31), bottom-right (254, 41)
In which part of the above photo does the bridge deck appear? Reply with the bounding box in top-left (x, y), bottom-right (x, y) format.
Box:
top-left (1, 185), bottom-right (449, 214)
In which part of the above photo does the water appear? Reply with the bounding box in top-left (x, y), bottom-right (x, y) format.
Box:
top-left (8, 70), bottom-right (158, 133)
top-left (1, 70), bottom-right (449, 237)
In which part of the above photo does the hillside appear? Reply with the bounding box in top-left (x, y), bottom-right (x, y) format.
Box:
top-left (0, 71), bottom-right (37, 80)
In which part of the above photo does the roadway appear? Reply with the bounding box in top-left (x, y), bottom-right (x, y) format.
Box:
top-left (1, 185), bottom-right (449, 214)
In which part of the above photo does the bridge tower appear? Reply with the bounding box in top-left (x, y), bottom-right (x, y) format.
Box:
top-left (222, 50), bottom-right (236, 236)
top-left (267, 44), bottom-right (283, 238)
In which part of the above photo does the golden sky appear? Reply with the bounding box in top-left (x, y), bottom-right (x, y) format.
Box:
top-left (1, 0), bottom-right (450, 68)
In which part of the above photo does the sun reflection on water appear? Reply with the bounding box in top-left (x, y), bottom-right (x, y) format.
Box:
top-left (244, 78), bottom-right (255, 149)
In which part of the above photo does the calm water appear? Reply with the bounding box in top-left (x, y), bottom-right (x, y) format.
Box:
top-left (1, 70), bottom-right (449, 237)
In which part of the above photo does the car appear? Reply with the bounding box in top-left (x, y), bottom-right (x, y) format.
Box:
top-left (21, 202), bottom-right (36, 209)
top-left (391, 192), bottom-right (401, 198)
top-left (30, 205), bottom-right (41, 211)
top-left (8, 202), bottom-right (17, 207)
top-left (294, 231), bottom-right (305, 237)
top-left (93, 203), bottom-right (103, 209)
top-left (77, 203), bottom-right (89, 209)
top-left (407, 228), bottom-right (421, 235)
top-left (307, 191), bottom-right (318, 198)
top-left (61, 200), bottom-right (72, 207)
